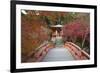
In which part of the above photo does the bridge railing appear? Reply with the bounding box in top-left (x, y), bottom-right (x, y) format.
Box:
top-left (25, 41), bottom-right (54, 62)
top-left (64, 42), bottom-right (90, 60)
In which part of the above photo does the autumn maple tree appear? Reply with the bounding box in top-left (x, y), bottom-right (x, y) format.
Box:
top-left (21, 10), bottom-right (51, 62)
top-left (62, 20), bottom-right (90, 50)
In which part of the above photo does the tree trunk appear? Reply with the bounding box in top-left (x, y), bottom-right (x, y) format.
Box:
top-left (81, 29), bottom-right (88, 49)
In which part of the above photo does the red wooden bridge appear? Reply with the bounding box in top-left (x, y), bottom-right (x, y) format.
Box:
top-left (24, 41), bottom-right (90, 62)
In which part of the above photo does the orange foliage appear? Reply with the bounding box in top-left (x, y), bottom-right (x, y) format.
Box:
top-left (21, 13), bottom-right (50, 62)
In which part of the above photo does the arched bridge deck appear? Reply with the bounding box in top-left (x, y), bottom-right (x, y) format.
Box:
top-left (42, 47), bottom-right (74, 62)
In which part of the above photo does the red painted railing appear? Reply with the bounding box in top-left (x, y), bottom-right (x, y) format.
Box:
top-left (25, 41), bottom-right (54, 62)
top-left (64, 42), bottom-right (90, 60)
top-left (34, 43), bottom-right (54, 62)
